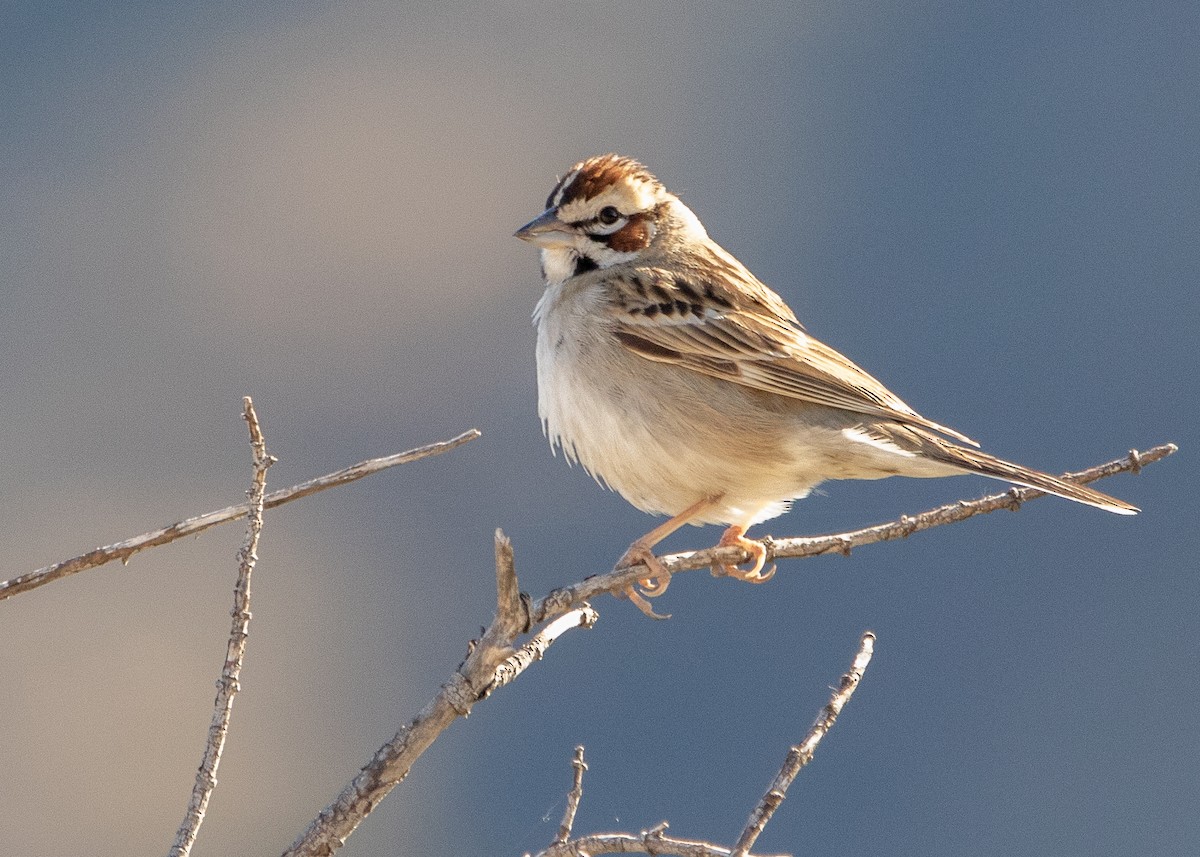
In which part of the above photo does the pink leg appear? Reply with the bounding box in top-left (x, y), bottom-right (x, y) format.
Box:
top-left (615, 495), bottom-right (722, 619)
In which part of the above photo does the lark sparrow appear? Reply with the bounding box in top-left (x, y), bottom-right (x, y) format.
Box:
top-left (516, 154), bottom-right (1136, 616)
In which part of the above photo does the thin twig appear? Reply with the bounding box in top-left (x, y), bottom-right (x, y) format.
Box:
top-left (0, 428), bottom-right (481, 601)
top-left (554, 746), bottom-right (589, 845)
top-left (170, 397), bottom-right (276, 857)
top-left (531, 444), bottom-right (1177, 624)
top-left (283, 531), bottom-right (595, 857)
top-left (729, 631), bottom-right (875, 857)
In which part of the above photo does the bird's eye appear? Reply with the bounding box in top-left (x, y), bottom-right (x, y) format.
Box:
top-left (597, 206), bottom-right (622, 225)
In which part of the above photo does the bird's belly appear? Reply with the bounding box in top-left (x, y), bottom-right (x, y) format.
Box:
top-left (536, 329), bottom-right (880, 526)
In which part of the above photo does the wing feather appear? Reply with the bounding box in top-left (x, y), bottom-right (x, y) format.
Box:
top-left (609, 260), bottom-right (980, 447)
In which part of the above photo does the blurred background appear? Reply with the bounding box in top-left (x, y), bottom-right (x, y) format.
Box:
top-left (2, 2), bottom-right (1196, 855)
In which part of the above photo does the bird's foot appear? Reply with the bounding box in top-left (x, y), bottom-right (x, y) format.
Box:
top-left (615, 542), bottom-right (672, 620)
top-left (711, 527), bottom-right (775, 584)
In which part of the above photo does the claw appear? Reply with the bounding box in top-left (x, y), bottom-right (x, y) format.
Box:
top-left (712, 526), bottom-right (775, 584)
top-left (617, 584), bottom-right (672, 620)
top-left (616, 542), bottom-right (673, 607)
top-left (637, 568), bottom-right (671, 597)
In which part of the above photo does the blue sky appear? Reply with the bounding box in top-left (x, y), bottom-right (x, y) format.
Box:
top-left (1, 3), bottom-right (1196, 855)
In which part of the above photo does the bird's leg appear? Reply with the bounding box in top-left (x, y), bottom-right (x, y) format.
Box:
top-left (615, 495), bottom-right (722, 619)
top-left (712, 525), bottom-right (775, 583)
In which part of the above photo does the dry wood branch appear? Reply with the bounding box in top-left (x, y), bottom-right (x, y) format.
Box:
top-left (530, 443), bottom-right (1176, 624)
top-left (283, 531), bottom-right (595, 857)
top-left (554, 746), bottom-right (588, 845)
top-left (729, 631), bottom-right (875, 857)
top-left (494, 528), bottom-right (528, 631)
top-left (0, 428), bottom-right (481, 601)
top-left (170, 397), bottom-right (275, 857)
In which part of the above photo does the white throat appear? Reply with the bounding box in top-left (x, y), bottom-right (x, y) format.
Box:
top-left (538, 236), bottom-right (645, 286)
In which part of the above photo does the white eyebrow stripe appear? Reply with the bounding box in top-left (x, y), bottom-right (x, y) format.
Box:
top-left (551, 167), bottom-right (581, 207)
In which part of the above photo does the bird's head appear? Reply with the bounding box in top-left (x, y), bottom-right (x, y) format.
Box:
top-left (516, 154), bottom-right (705, 283)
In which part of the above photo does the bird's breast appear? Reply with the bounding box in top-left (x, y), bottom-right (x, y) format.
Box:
top-left (534, 282), bottom-right (824, 525)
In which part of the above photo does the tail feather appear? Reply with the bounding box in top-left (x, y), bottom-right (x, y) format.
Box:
top-left (921, 439), bottom-right (1139, 515)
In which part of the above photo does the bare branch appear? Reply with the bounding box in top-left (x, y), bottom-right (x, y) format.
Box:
top-left (283, 533), bottom-right (595, 857)
top-left (730, 631), bottom-right (875, 857)
top-left (170, 397), bottom-right (276, 857)
top-left (531, 444), bottom-right (1177, 624)
top-left (554, 746), bottom-right (589, 845)
top-left (0, 428), bottom-right (481, 601)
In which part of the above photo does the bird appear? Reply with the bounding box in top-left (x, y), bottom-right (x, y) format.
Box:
top-left (515, 153), bottom-right (1137, 617)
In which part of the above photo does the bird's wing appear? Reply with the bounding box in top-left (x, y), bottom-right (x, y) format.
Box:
top-left (608, 258), bottom-right (980, 447)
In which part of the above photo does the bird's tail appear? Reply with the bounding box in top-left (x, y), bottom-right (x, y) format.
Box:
top-left (920, 438), bottom-right (1139, 515)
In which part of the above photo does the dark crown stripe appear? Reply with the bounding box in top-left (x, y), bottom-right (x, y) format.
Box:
top-left (554, 154), bottom-right (660, 207)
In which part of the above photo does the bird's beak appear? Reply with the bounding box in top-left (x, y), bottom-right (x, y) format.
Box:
top-left (514, 209), bottom-right (573, 246)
